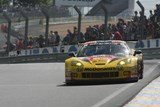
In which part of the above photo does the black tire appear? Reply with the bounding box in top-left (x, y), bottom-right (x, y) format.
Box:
top-left (65, 80), bottom-right (74, 85)
top-left (139, 70), bottom-right (143, 79)
top-left (139, 61), bottom-right (144, 79)
top-left (66, 82), bottom-right (72, 85)
top-left (130, 77), bottom-right (139, 83)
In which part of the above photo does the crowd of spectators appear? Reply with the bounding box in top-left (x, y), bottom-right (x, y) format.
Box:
top-left (5, 30), bottom-right (61, 53)
top-left (62, 4), bottom-right (160, 45)
top-left (2, 4), bottom-right (160, 52)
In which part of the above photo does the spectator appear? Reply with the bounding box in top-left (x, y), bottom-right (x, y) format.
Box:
top-left (133, 11), bottom-right (139, 23)
top-left (49, 31), bottom-right (56, 45)
top-left (37, 35), bottom-right (44, 48)
top-left (62, 29), bottom-right (72, 45)
top-left (77, 32), bottom-right (85, 43)
top-left (70, 27), bottom-right (78, 44)
top-left (16, 39), bottom-right (24, 55)
top-left (27, 37), bottom-right (34, 49)
top-left (5, 42), bottom-right (15, 52)
top-left (54, 31), bottom-right (60, 46)
top-left (84, 27), bottom-right (92, 42)
top-left (113, 28), bottom-right (123, 40)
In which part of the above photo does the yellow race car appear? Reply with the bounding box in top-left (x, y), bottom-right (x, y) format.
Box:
top-left (65, 40), bottom-right (143, 84)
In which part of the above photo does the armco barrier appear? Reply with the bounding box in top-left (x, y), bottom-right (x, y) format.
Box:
top-left (141, 48), bottom-right (160, 59)
top-left (0, 48), bottom-right (160, 64)
top-left (0, 53), bottom-right (69, 64)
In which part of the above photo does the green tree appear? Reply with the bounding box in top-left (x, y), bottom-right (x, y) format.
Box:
top-left (0, 0), bottom-right (10, 7)
top-left (14, 0), bottom-right (52, 7)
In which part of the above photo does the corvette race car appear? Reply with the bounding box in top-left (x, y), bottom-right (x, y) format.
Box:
top-left (65, 40), bottom-right (143, 84)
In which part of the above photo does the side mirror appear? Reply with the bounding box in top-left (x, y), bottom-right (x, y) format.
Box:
top-left (68, 52), bottom-right (76, 57)
top-left (134, 50), bottom-right (142, 56)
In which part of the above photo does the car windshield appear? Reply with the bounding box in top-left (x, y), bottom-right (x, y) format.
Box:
top-left (77, 43), bottom-right (130, 57)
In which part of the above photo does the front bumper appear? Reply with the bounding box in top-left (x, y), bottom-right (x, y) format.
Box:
top-left (65, 77), bottom-right (138, 85)
top-left (65, 71), bottom-right (139, 84)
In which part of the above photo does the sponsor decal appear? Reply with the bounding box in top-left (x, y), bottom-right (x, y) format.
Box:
top-left (86, 55), bottom-right (117, 63)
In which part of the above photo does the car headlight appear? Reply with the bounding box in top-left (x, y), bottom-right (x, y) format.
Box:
top-left (118, 59), bottom-right (131, 66)
top-left (71, 61), bottom-right (83, 67)
top-left (71, 61), bottom-right (84, 72)
top-left (76, 62), bottom-right (82, 66)
top-left (119, 61), bottom-right (125, 65)
top-left (116, 59), bottom-right (132, 71)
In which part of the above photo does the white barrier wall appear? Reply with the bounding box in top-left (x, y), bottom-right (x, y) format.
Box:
top-left (9, 39), bottom-right (160, 57)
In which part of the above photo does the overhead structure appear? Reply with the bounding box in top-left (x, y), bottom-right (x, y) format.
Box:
top-left (55, 0), bottom-right (101, 7)
top-left (86, 0), bottom-right (133, 16)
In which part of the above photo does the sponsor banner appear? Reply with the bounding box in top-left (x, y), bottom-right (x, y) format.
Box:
top-left (9, 46), bottom-right (60, 57)
top-left (135, 39), bottom-right (160, 49)
top-left (9, 39), bottom-right (160, 57)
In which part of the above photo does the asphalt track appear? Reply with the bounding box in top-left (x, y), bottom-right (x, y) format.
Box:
top-left (0, 60), bottom-right (159, 107)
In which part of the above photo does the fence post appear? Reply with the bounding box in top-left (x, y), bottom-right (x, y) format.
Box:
top-left (101, 4), bottom-right (108, 39)
top-left (73, 6), bottom-right (82, 39)
top-left (136, 0), bottom-right (145, 39)
top-left (41, 7), bottom-right (50, 46)
top-left (20, 10), bottom-right (29, 49)
top-left (3, 12), bottom-right (11, 54)
top-left (136, 0), bottom-right (145, 15)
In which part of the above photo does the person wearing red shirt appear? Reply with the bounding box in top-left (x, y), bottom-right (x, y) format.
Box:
top-left (114, 31), bottom-right (123, 40)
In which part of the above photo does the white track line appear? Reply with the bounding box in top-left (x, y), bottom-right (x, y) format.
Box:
top-left (92, 64), bottom-right (160, 107)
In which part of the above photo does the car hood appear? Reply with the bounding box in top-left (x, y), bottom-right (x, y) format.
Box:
top-left (78, 55), bottom-right (122, 65)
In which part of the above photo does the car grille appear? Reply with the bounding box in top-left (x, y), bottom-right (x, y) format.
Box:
top-left (84, 67), bottom-right (117, 71)
top-left (82, 72), bottom-right (119, 78)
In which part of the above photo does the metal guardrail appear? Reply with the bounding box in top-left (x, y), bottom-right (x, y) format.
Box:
top-left (141, 48), bottom-right (160, 59)
top-left (0, 53), bottom-right (69, 64)
top-left (0, 48), bottom-right (160, 64)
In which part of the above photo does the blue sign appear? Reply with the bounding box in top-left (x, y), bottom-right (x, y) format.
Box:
top-left (33, 49), bottom-right (40, 55)
top-left (147, 40), bottom-right (150, 48)
top-left (135, 40), bottom-right (144, 48)
top-left (42, 48), bottom-right (49, 54)
top-left (68, 45), bottom-right (78, 52)
top-left (53, 47), bottom-right (58, 53)
top-left (156, 39), bottom-right (159, 47)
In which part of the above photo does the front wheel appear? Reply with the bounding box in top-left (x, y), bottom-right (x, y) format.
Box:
top-left (139, 61), bottom-right (144, 79)
top-left (139, 71), bottom-right (143, 79)
top-left (130, 77), bottom-right (139, 83)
